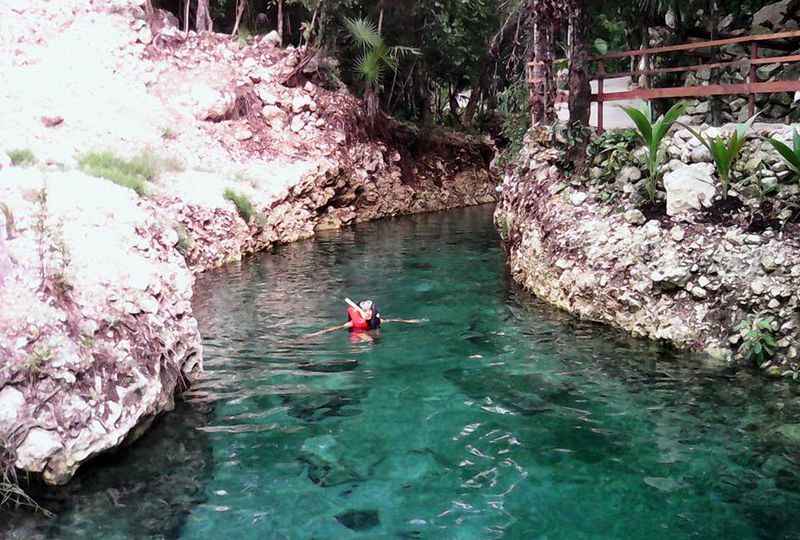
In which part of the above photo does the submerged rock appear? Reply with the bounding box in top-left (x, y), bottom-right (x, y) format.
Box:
top-left (335, 509), bottom-right (380, 531)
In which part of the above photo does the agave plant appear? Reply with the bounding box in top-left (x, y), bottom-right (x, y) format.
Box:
top-left (619, 100), bottom-right (687, 202)
top-left (765, 129), bottom-right (800, 182)
top-left (682, 114), bottom-right (759, 199)
top-left (344, 16), bottom-right (419, 128)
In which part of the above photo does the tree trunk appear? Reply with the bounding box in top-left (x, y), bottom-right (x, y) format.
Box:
top-left (567, 0), bottom-right (590, 128)
top-left (365, 86), bottom-right (380, 134)
top-left (567, 0), bottom-right (590, 164)
top-left (183, 0), bottom-right (190, 33)
top-left (464, 6), bottom-right (523, 125)
top-left (232, 0), bottom-right (246, 37)
top-left (144, 0), bottom-right (155, 27)
top-left (449, 86), bottom-right (461, 124)
top-left (196, 0), bottom-right (213, 32)
top-left (277, 0), bottom-right (283, 44)
top-left (530, 0), bottom-right (557, 125)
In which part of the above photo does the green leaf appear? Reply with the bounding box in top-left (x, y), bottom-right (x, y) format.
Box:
top-left (594, 38), bottom-right (609, 54)
top-left (794, 129), bottom-right (800, 154)
top-left (652, 101), bottom-right (687, 147)
top-left (344, 16), bottom-right (381, 49)
top-left (619, 104), bottom-right (652, 145)
top-left (763, 334), bottom-right (778, 347)
top-left (354, 49), bottom-right (384, 85)
top-left (765, 137), bottom-right (800, 176)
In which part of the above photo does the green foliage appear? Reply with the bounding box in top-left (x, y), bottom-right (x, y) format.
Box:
top-left (223, 188), bottom-right (256, 222)
top-left (619, 100), bottom-right (687, 202)
top-left (587, 129), bottom-right (640, 184)
top-left (7, 148), bottom-right (36, 167)
top-left (344, 16), bottom-right (418, 88)
top-left (1, 442), bottom-right (52, 516)
top-left (735, 315), bottom-right (778, 365)
top-left (237, 24), bottom-right (251, 47)
top-left (78, 151), bottom-right (159, 196)
top-left (494, 79), bottom-right (531, 167)
top-left (551, 122), bottom-right (593, 176)
top-left (765, 129), bottom-right (800, 182)
top-left (161, 126), bottom-right (178, 140)
top-left (175, 223), bottom-right (193, 255)
top-left (26, 346), bottom-right (52, 375)
top-left (683, 114), bottom-right (758, 199)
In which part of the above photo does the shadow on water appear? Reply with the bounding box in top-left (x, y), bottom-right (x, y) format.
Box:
top-left (6, 206), bottom-right (800, 539)
top-left (2, 402), bottom-right (212, 540)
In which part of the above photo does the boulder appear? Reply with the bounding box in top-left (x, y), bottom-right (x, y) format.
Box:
top-left (570, 191), bottom-right (588, 206)
top-left (651, 259), bottom-right (692, 288)
top-left (290, 115), bottom-right (306, 133)
top-left (256, 86), bottom-right (279, 106)
top-left (663, 163), bottom-right (716, 216)
top-left (185, 82), bottom-right (236, 121)
top-left (619, 165), bottom-right (642, 183)
top-left (264, 30), bottom-right (281, 47)
top-left (291, 94), bottom-right (316, 114)
top-left (262, 104), bottom-right (285, 123)
top-left (752, 0), bottom-right (789, 33)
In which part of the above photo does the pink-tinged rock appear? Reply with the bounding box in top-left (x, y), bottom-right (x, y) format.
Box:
top-left (15, 428), bottom-right (63, 473)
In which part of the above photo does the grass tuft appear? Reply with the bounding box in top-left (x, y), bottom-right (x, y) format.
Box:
top-left (223, 188), bottom-right (256, 222)
top-left (78, 151), bottom-right (165, 196)
top-left (7, 149), bottom-right (36, 167)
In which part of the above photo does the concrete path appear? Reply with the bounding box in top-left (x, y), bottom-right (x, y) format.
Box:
top-left (557, 76), bottom-right (638, 130)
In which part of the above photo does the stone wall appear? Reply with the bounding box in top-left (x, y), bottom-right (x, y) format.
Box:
top-left (496, 127), bottom-right (800, 378)
top-left (645, 1), bottom-right (800, 126)
top-left (0, 0), bottom-right (497, 487)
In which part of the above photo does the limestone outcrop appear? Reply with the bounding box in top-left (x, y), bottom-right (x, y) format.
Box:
top-left (0, 0), bottom-right (496, 486)
top-left (497, 130), bottom-right (799, 377)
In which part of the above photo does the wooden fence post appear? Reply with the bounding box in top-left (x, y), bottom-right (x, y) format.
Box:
top-left (749, 42), bottom-right (758, 117)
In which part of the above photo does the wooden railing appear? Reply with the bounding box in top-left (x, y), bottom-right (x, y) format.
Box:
top-left (529, 29), bottom-right (800, 132)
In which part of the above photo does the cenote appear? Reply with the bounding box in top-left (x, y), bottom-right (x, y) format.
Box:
top-left (5, 205), bottom-right (800, 539)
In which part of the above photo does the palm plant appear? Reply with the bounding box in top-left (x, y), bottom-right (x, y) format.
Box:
top-left (619, 100), bottom-right (687, 202)
top-left (765, 129), bottom-right (800, 182)
top-left (682, 114), bottom-right (759, 199)
top-left (343, 16), bottom-right (418, 129)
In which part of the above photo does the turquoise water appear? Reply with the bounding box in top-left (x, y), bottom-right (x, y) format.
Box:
top-left (5, 205), bottom-right (800, 539)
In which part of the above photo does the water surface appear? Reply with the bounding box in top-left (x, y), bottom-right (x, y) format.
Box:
top-left (5, 206), bottom-right (800, 539)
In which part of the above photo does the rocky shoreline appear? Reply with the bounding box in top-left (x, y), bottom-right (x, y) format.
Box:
top-left (0, 0), bottom-right (496, 487)
top-left (496, 128), bottom-right (800, 377)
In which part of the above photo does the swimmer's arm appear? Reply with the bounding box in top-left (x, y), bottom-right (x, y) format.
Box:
top-left (380, 318), bottom-right (426, 324)
top-left (306, 321), bottom-right (352, 338)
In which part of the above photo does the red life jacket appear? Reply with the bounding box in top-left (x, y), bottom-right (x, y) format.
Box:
top-left (347, 306), bottom-right (370, 330)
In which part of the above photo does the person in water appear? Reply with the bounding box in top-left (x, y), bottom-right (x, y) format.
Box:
top-left (306, 299), bottom-right (424, 337)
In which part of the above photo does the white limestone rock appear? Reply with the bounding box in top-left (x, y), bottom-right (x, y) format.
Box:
top-left (663, 163), bottom-right (716, 217)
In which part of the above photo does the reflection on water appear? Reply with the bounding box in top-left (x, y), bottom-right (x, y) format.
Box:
top-left (5, 206), bottom-right (800, 539)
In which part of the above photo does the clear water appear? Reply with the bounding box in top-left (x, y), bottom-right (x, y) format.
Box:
top-left (5, 206), bottom-right (800, 539)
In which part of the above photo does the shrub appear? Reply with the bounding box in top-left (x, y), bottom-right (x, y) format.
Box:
top-left (7, 149), bottom-right (36, 167)
top-left (764, 129), bottom-right (800, 182)
top-left (223, 188), bottom-right (256, 222)
top-left (586, 128), bottom-right (640, 183)
top-left (619, 101), bottom-right (687, 202)
top-left (161, 126), bottom-right (178, 140)
top-left (174, 222), bottom-right (193, 255)
top-left (682, 114), bottom-right (758, 199)
top-left (78, 151), bottom-right (157, 196)
top-left (735, 315), bottom-right (778, 365)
